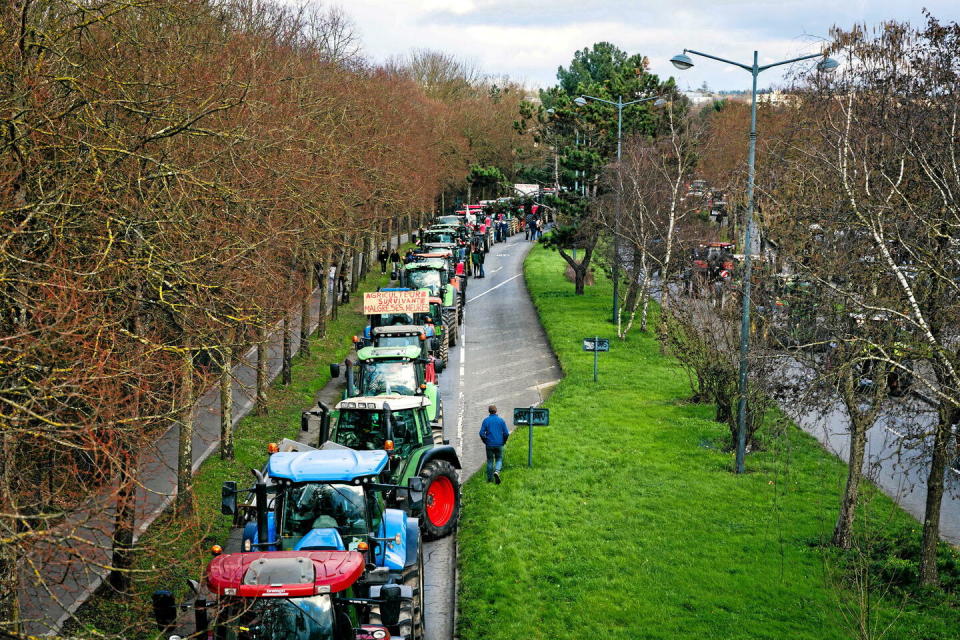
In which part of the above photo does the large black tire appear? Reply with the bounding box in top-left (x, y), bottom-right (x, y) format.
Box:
top-left (443, 309), bottom-right (458, 347)
top-left (369, 540), bottom-right (424, 640)
top-left (438, 330), bottom-right (449, 367)
top-left (419, 460), bottom-right (460, 540)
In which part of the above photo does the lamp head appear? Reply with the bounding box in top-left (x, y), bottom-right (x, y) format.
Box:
top-left (817, 56), bottom-right (839, 72)
top-left (670, 53), bottom-right (694, 70)
top-left (653, 98), bottom-right (668, 108)
top-left (574, 96), bottom-right (587, 107)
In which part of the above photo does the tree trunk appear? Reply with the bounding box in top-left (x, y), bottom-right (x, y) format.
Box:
top-left (350, 247), bottom-right (360, 293)
top-left (317, 250), bottom-right (330, 337)
top-left (299, 256), bottom-right (313, 358)
top-left (919, 403), bottom-right (958, 584)
top-left (176, 348), bottom-right (194, 516)
top-left (832, 421), bottom-right (865, 549)
top-left (255, 318), bottom-right (269, 416)
top-left (281, 315), bottom-right (292, 386)
top-left (219, 343), bottom-right (234, 460)
top-left (108, 448), bottom-right (136, 593)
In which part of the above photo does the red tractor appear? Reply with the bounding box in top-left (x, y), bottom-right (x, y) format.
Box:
top-left (152, 550), bottom-right (417, 639)
top-left (688, 242), bottom-right (737, 299)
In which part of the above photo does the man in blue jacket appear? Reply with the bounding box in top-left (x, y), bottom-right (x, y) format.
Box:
top-left (479, 405), bottom-right (510, 484)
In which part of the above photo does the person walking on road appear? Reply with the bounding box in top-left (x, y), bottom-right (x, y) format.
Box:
top-left (377, 246), bottom-right (389, 274)
top-left (389, 247), bottom-right (401, 275)
top-left (479, 405), bottom-right (510, 484)
top-left (471, 240), bottom-right (485, 278)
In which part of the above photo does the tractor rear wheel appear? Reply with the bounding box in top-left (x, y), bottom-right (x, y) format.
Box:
top-left (400, 535), bottom-right (425, 639)
top-left (444, 309), bottom-right (458, 347)
top-left (369, 540), bottom-right (424, 640)
top-left (419, 460), bottom-right (460, 540)
top-left (438, 330), bottom-right (449, 366)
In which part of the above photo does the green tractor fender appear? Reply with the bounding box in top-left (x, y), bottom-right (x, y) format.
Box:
top-left (441, 285), bottom-right (455, 308)
top-left (396, 445), bottom-right (461, 485)
top-left (423, 384), bottom-right (439, 422)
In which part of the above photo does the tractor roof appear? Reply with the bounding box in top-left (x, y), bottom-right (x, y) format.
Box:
top-left (206, 551), bottom-right (365, 597)
top-left (405, 259), bottom-right (447, 270)
top-left (372, 325), bottom-right (424, 336)
top-left (356, 345), bottom-right (422, 360)
top-left (415, 252), bottom-right (452, 260)
top-left (267, 448), bottom-right (388, 482)
top-left (424, 242), bottom-right (458, 249)
top-left (336, 395), bottom-right (429, 411)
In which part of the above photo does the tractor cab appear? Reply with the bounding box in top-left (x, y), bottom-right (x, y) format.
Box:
top-left (367, 325), bottom-right (443, 377)
top-left (421, 228), bottom-right (458, 245)
top-left (331, 344), bottom-right (441, 424)
top-left (152, 550), bottom-right (400, 640)
top-left (302, 396), bottom-right (461, 540)
top-left (220, 446), bottom-right (422, 577)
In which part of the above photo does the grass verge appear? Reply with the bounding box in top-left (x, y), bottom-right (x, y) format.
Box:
top-left (456, 244), bottom-right (959, 640)
top-left (65, 257), bottom-right (409, 639)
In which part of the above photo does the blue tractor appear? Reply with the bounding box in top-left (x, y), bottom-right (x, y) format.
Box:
top-left (220, 445), bottom-right (425, 638)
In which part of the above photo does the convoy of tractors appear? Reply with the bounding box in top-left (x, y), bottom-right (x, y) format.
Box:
top-left (150, 199), bottom-right (535, 640)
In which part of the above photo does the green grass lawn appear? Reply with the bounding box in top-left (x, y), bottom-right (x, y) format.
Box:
top-left (65, 258), bottom-right (409, 639)
top-left (456, 245), bottom-right (959, 640)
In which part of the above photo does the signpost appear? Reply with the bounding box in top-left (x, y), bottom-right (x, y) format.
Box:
top-left (513, 406), bottom-right (550, 467)
top-left (582, 336), bottom-right (610, 382)
top-left (362, 290), bottom-right (429, 315)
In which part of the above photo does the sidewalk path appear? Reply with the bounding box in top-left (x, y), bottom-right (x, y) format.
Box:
top-left (19, 237), bottom-right (408, 636)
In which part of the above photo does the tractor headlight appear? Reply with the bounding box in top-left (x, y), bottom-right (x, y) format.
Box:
top-left (371, 630), bottom-right (388, 639)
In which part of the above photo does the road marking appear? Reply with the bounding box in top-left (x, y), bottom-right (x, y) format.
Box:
top-left (467, 273), bottom-right (522, 303)
top-left (488, 266), bottom-right (503, 275)
top-left (527, 379), bottom-right (561, 392)
top-left (457, 322), bottom-right (465, 449)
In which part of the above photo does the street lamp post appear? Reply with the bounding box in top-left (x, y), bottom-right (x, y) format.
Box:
top-left (670, 49), bottom-right (837, 474)
top-left (574, 94), bottom-right (666, 324)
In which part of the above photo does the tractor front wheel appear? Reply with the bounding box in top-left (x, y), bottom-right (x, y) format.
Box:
top-left (419, 460), bottom-right (460, 540)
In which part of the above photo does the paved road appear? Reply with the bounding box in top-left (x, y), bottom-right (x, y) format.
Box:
top-left (768, 356), bottom-right (960, 544)
top-left (423, 231), bottom-right (562, 640)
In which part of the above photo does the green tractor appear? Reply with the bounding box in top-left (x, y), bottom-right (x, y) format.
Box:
top-left (331, 344), bottom-right (443, 430)
top-left (401, 258), bottom-right (462, 341)
top-left (303, 396), bottom-right (461, 539)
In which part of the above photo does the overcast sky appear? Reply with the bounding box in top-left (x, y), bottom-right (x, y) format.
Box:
top-left (342, 1), bottom-right (956, 92)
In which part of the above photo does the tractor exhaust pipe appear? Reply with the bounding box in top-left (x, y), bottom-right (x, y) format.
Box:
top-left (383, 402), bottom-right (394, 446)
top-left (252, 469), bottom-right (269, 549)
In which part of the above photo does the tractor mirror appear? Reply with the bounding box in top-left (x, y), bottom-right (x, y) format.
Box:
top-left (329, 363), bottom-right (341, 379)
top-left (151, 590), bottom-right (177, 629)
top-left (379, 584), bottom-right (402, 628)
top-left (300, 411), bottom-right (310, 432)
top-left (220, 482), bottom-right (237, 516)
top-left (187, 579), bottom-right (201, 595)
top-left (435, 358), bottom-right (445, 374)
top-left (407, 477), bottom-right (425, 512)
top-left (391, 268), bottom-right (400, 280)
top-left (431, 337), bottom-right (440, 351)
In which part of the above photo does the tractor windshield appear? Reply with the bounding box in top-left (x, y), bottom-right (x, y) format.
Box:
top-left (376, 334), bottom-right (419, 348)
top-left (335, 408), bottom-right (419, 454)
top-left (425, 231), bottom-right (455, 244)
top-left (407, 269), bottom-right (441, 295)
top-left (220, 594), bottom-right (334, 640)
top-left (375, 312), bottom-right (414, 326)
top-left (280, 482), bottom-right (368, 543)
top-left (361, 360), bottom-right (418, 396)
top-left (334, 410), bottom-right (386, 450)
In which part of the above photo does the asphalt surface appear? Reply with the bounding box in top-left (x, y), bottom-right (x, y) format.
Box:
top-left (422, 230), bottom-right (562, 640)
top-left (768, 356), bottom-right (960, 544)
